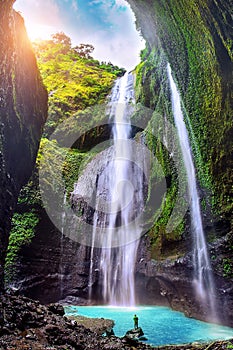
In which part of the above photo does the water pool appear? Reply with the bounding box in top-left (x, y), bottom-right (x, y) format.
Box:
top-left (64, 305), bottom-right (233, 346)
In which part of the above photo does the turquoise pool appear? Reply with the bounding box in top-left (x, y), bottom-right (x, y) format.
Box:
top-left (64, 305), bottom-right (233, 346)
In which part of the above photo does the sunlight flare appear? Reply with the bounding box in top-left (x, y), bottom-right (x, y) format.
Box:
top-left (23, 22), bottom-right (56, 42)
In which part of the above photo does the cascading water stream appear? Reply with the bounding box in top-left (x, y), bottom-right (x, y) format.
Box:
top-left (59, 190), bottom-right (67, 298)
top-left (88, 73), bottom-right (144, 306)
top-left (167, 63), bottom-right (217, 319)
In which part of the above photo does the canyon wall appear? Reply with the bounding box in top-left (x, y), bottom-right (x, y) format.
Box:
top-left (127, 0), bottom-right (232, 222)
top-left (0, 0), bottom-right (47, 290)
top-left (9, 0), bottom-right (233, 326)
top-left (126, 0), bottom-right (233, 325)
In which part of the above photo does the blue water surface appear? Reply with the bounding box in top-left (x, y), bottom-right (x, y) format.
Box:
top-left (64, 305), bottom-right (233, 346)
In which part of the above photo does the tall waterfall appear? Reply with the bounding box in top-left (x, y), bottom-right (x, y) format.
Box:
top-left (89, 73), bottom-right (144, 306)
top-left (167, 64), bottom-right (217, 318)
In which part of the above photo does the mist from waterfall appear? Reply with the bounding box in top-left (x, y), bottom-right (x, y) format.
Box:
top-left (89, 73), bottom-right (144, 306)
top-left (167, 63), bottom-right (217, 319)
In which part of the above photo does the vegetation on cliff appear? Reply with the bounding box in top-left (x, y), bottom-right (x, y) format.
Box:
top-left (3, 2), bottom-right (232, 326)
top-left (0, 3), bottom-right (47, 290)
top-left (128, 0), bottom-right (233, 258)
top-left (32, 32), bottom-right (125, 137)
top-left (133, 45), bottom-right (186, 258)
top-left (5, 33), bottom-right (125, 283)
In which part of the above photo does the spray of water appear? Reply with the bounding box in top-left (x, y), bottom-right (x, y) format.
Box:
top-left (88, 73), bottom-right (144, 306)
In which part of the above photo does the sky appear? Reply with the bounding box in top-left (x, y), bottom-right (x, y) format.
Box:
top-left (13, 0), bottom-right (145, 70)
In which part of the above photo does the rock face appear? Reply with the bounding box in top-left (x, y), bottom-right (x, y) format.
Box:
top-left (126, 0), bottom-right (232, 220)
top-left (7, 0), bottom-right (233, 330)
top-left (125, 0), bottom-right (233, 326)
top-left (134, 234), bottom-right (233, 327)
top-left (0, 1), bottom-right (47, 290)
top-left (12, 209), bottom-right (90, 304)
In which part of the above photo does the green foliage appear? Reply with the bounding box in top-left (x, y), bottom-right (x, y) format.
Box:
top-left (37, 138), bottom-right (87, 205)
top-left (73, 43), bottom-right (94, 59)
top-left (134, 46), bottom-right (186, 258)
top-left (133, 1), bottom-right (233, 254)
top-left (51, 103), bottom-right (110, 150)
top-left (17, 171), bottom-right (41, 206)
top-left (32, 33), bottom-right (125, 137)
top-left (51, 32), bottom-right (71, 49)
top-left (227, 341), bottom-right (233, 349)
top-left (99, 61), bottom-right (126, 77)
top-left (144, 0), bottom-right (233, 219)
top-left (222, 258), bottom-right (233, 278)
top-left (219, 237), bottom-right (233, 278)
top-left (5, 211), bottom-right (39, 283)
top-left (5, 136), bottom-right (88, 282)
top-left (5, 33), bottom-right (128, 283)
top-left (9, 33), bottom-right (120, 273)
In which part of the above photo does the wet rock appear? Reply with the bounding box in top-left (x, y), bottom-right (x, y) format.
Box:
top-left (106, 327), bottom-right (115, 336)
top-left (0, 293), bottom-right (232, 349)
top-left (125, 327), bottom-right (144, 339)
top-left (12, 209), bottom-right (91, 304)
top-left (68, 315), bottom-right (114, 335)
top-left (0, 1), bottom-right (47, 291)
top-left (0, 293), bottom-right (156, 349)
top-left (139, 336), bottom-right (148, 341)
top-left (134, 234), bottom-right (233, 327)
top-left (48, 303), bottom-right (65, 316)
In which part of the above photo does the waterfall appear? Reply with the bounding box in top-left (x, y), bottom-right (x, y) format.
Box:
top-left (167, 64), bottom-right (217, 319)
top-left (88, 72), bottom-right (144, 306)
top-left (59, 190), bottom-right (67, 299)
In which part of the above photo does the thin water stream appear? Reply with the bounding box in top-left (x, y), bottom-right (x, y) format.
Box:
top-left (167, 63), bottom-right (217, 319)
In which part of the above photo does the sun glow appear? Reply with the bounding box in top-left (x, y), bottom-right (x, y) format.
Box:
top-left (23, 22), bottom-right (56, 42)
top-left (13, 1), bottom-right (61, 43)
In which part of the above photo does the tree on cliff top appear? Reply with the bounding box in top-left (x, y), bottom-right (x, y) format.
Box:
top-left (32, 32), bottom-right (125, 137)
top-left (73, 43), bottom-right (94, 59)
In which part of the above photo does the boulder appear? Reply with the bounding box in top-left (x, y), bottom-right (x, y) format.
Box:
top-left (125, 327), bottom-right (144, 339)
top-left (47, 303), bottom-right (65, 316)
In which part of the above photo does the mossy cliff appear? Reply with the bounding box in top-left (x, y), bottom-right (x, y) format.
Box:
top-left (0, 1), bottom-right (47, 290)
top-left (3, 0), bottom-right (232, 323)
top-left (4, 35), bottom-right (125, 297)
top-left (127, 0), bottom-right (232, 244)
top-left (124, 0), bottom-right (233, 323)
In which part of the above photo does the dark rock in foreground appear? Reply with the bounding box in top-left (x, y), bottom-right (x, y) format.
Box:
top-left (68, 314), bottom-right (114, 335)
top-left (0, 291), bottom-right (155, 349)
top-left (125, 327), bottom-right (144, 339)
top-left (0, 291), bottom-right (233, 349)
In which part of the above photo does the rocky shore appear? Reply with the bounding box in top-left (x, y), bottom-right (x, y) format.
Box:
top-left (0, 291), bottom-right (232, 349)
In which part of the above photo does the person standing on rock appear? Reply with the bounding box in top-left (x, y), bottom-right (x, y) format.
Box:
top-left (133, 314), bottom-right (139, 329)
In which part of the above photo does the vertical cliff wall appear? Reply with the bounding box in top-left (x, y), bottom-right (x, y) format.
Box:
top-left (125, 0), bottom-right (233, 325)
top-left (127, 0), bottom-right (232, 221)
top-left (0, 0), bottom-right (47, 290)
top-left (4, 0), bottom-right (232, 326)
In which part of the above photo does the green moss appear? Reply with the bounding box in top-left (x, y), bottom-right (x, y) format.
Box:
top-left (132, 0), bottom-right (232, 226)
top-left (151, 0), bottom-right (232, 218)
top-left (7, 35), bottom-right (122, 278)
top-left (222, 258), bottom-right (233, 278)
top-left (5, 211), bottom-right (39, 284)
top-left (134, 47), bottom-right (186, 257)
top-left (5, 136), bottom-right (89, 281)
top-left (37, 137), bottom-right (89, 207)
